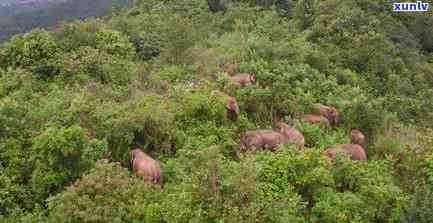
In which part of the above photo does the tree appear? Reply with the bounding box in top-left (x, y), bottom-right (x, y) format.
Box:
top-left (2, 30), bottom-right (59, 77)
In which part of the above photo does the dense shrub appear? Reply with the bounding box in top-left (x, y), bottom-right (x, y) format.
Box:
top-left (2, 30), bottom-right (60, 76)
top-left (131, 33), bottom-right (162, 60)
top-left (174, 90), bottom-right (227, 125)
top-left (326, 159), bottom-right (406, 222)
top-left (57, 46), bottom-right (136, 84)
top-left (53, 19), bottom-right (105, 51)
top-left (256, 148), bottom-right (334, 201)
top-left (1, 0), bottom-right (433, 221)
top-left (30, 125), bottom-right (106, 202)
top-left (96, 94), bottom-right (175, 162)
top-left (403, 184), bottom-right (433, 223)
top-left (0, 68), bottom-right (41, 98)
top-left (95, 29), bottom-right (135, 57)
top-left (47, 161), bottom-right (162, 223)
top-left (162, 147), bottom-right (305, 222)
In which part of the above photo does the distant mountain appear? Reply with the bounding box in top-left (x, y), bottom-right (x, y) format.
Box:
top-left (0, 0), bottom-right (131, 42)
top-left (0, 0), bottom-right (67, 16)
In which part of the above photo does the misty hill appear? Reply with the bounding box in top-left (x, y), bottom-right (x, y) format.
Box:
top-left (1, 1), bottom-right (433, 222)
top-left (0, 0), bottom-right (67, 17)
top-left (0, 0), bottom-right (130, 41)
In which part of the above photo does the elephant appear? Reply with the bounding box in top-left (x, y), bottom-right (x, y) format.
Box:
top-left (241, 130), bottom-right (288, 152)
top-left (219, 62), bottom-right (237, 76)
top-left (314, 104), bottom-right (340, 127)
top-left (350, 129), bottom-right (366, 147)
top-left (229, 73), bottom-right (256, 87)
top-left (324, 144), bottom-right (367, 161)
top-left (212, 90), bottom-right (240, 119)
top-left (130, 149), bottom-right (163, 186)
top-left (300, 114), bottom-right (331, 128)
top-left (278, 122), bottom-right (305, 150)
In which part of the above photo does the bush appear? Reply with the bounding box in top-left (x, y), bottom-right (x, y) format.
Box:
top-left (256, 147), bottom-right (334, 205)
top-left (311, 191), bottom-right (369, 223)
top-left (47, 161), bottom-right (162, 223)
top-left (30, 125), bottom-right (106, 202)
top-left (54, 19), bottom-right (105, 51)
top-left (327, 159), bottom-right (406, 222)
top-left (0, 68), bottom-right (36, 98)
top-left (295, 121), bottom-right (347, 148)
top-left (98, 94), bottom-right (175, 162)
top-left (95, 29), bottom-right (135, 57)
top-left (3, 30), bottom-right (60, 77)
top-left (150, 65), bottom-right (195, 84)
top-left (174, 90), bottom-right (227, 125)
top-left (424, 153), bottom-right (433, 185)
top-left (131, 32), bottom-right (162, 60)
top-left (57, 46), bottom-right (136, 84)
top-left (403, 184), bottom-right (433, 223)
top-left (161, 147), bottom-right (305, 222)
top-left (159, 15), bottom-right (199, 64)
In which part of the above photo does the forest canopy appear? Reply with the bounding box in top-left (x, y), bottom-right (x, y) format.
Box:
top-left (1, 0), bottom-right (433, 222)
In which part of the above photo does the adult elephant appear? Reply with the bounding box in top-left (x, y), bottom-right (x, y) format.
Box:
top-left (350, 129), bottom-right (366, 147)
top-left (212, 90), bottom-right (240, 119)
top-left (278, 122), bottom-right (305, 150)
top-left (241, 130), bottom-right (288, 152)
top-left (130, 149), bottom-right (163, 186)
top-left (324, 144), bottom-right (367, 161)
top-left (314, 103), bottom-right (340, 127)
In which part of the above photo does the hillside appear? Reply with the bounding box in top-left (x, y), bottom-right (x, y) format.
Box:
top-left (1, 0), bottom-right (433, 222)
top-left (0, 0), bottom-right (131, 41)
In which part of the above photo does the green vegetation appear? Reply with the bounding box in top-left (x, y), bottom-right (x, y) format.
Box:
top-left (1, 0), bottom-right (433, 222)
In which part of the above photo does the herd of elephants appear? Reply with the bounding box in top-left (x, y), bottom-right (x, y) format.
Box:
top-left (130, 63), bottom-right (368, 187)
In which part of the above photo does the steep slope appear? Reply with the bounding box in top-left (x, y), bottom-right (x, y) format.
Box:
top-left (0, 1), bottom-right (433, 222)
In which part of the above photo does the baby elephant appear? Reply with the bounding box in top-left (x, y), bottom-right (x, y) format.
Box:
top-left (278, 123), bottom-right (305, 150)
top-left (324, 144), bottom-right (367, 161)
top-left (241, 130), bottom-right (288, 152)
top-left (315, 104), bottom-right (340, 127)
top-left (212, 90), bottom-right (240, 118)
top-left (350, 129), bottom-right (366, 147)
top-left (230, 73), bottom-right (256, 87)
top-left (300, 114), bottom-right (331, 128)
top-left (130, 149), bottom-right (163, 186)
